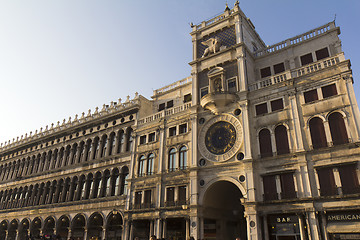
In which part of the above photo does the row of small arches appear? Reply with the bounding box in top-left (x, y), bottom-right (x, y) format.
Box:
top-left (0, 166), bottom-right (129, 210)
top-left (0, 128), bottom-right (133, 183)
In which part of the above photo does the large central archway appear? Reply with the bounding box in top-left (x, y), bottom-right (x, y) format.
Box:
top-left (202, 180), bottom-right (247, 240)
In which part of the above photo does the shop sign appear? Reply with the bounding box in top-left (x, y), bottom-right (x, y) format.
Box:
top-left (327, 211), bottom-right (360, 222)
top-left (268, 215), bottom-right (298, 224)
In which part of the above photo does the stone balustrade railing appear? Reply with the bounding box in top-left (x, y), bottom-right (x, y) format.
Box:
top-left (153, 76), bottom-right (192, 96)
top-left (255, 22), bottom-right (336, 57)
top-left (0, 93), bottom-right (141, 152)
top-left (248, 53), bottom-right (345, 91)
top-left (138, 102), bottom-right (192, 125)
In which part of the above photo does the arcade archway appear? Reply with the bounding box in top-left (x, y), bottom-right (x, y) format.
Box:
top-left (202, 180), bottom-right (247, 240)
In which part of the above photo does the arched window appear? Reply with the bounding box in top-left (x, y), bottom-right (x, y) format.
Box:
top-left (93, 137), bottom-right (100, 160)
top-left (108, 132), bottom-right (116, 156)
top-left (101, 170), bottom-right (111, 197)
top-left (51, 150), bottom-right (58, 169)
top-left (69, 177), bottom-right (78, 201)
top-left (117, 130), bottom-right (124, 154)
top-left (76, 175), bottom-right (86, 201)
top-left (259, 129), bottom-right (273, 158)
top-left (110, 168), bottom-right (120, 196)
top-left (126, 128), bottom-right (133, 152)
top-left (147, 153), bottom-right (154, 175)
top-left (85, 139), bottom-right (92, 162)
top-left (309, 117), bottom-right (327, 149)
top-left (138, 155), bottom-right (146, 177)
top-left (120, 167), bottom-right (129, 195)
top-left (84, 174), bottom-right (93, 199)
top-left (275, 125), bottom-right (290, 155)
top-left (64, 145), bottom-right (71, 166)
top-left (70, 143), bottom-right (78, 165)
top-left (168, 148), bottom-right (176, 172)
top-left (329, 112), bottom-right (349, 145)
top-left (179, 146), bottom-right (187, 170)
top-left (78, 141), bottom-right (85, 163)
top-left (92, 172), bottom-right (102, 198)
top-left (100, 135), bottom-right (108, 158)
top-left (57, 148), bottom-right (64, 168)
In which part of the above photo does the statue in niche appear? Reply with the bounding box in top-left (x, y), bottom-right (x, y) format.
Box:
top-left (214, 78), bottom-right (222, 92)
top-left (202, 37), bottom-right (220, 57)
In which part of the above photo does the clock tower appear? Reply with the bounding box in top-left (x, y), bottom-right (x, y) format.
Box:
top-left (189, 2), bottom-right (263, 240)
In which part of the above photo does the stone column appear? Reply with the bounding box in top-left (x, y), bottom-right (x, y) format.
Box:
top-left (83, 229), bottom-right (88, 240)
top-left (306, 211), bottom-right (321, 240)
top-left (237, 50), bottom-right (248, 92)
top-left (241, 102), bottom-right (252, 159)
top-left (102, 227), bottom-right (106, 240)
top-left (14, 230), bottom-right (19, 240)
top-left (155, 219), bottom-right (162, 239)
top-left (129, 222), bottom-right (134, 240)
top-left (185, 219), bottom-right (190, 240)
top-left (298, 214), bottom-right (307, 240)
top-left (67, 229), bottom-right (72, 240)
top-left (320, 212), bottom-right (329, 240)
top-left (162, 220), bottom-right (167, 239)
top-left (323, 120), bottom-right (332, 147)
top-left (263, 216), bottom-right (269, 240)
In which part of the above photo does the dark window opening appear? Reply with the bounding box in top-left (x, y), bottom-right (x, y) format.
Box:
top-left (275, 125), bottom-right (290, 155)
top-left (260, 67), bottom-right (271, 78)
top-left (166, 100), bottom-right (173, 108)
top-left (166, 187), bottom-right (175, 206)
top-left (144, 190), bottom-right (152, 208)
top-left (321, 84), bottom-right (337, 99)
top-left (178, 186), bottom-right (187, 205)
top-left (328, 112), bottom-right (348, 145)
top-left (300, 53), bottom-right (313, 66)
top-left (148, 133), bottom-right (155, 142)
top-left (270, 99), bottom-right (284, 112)
top-left (263, 175), bottom-right (278, 201)
top-left (317, 167), bottom-right (337, 196)
top-left (139, 135), bottom-right (146, 145)
top-left (273, 62), bottom-right (285, 74)
top-left (338, 164), bottom-right (360, 194)
top-left (315, 47), bottom-right (329, 61)
top-left (183, 94), bottom-right (192, 103)
top-left (259, 129), bottom-right (273, 158)
top-left (280, 173), bottom-right (296, 199)
top-left (256, 103), bottom-right (268, 115)
top-left (169, 127), bottom-right (177, 137)
top-left (227, 79), bottom-right (237, 92)
top-left (179, 124), bottom-right (187, 134)
top-left (158, 103), bottom-right (165, 111)
top-left (200, 87), bottom-right (208, 98)
top-left (134, 191), bottom-right (142, 209)
top-left (304, 89), bottom-right (318, 103)
top-left (309, 117), bottom-right (327, 149)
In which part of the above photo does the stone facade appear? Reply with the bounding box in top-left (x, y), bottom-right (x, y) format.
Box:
top-left (0, 2), bottom-right (360, 240)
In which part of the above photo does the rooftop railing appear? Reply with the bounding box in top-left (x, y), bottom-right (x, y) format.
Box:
top-left (153, 76), bottom-right (192, 96)
top-left (255, 22), bottom-right (336, 57)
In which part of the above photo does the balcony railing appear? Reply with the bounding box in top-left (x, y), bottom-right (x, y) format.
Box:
top-left (248, 53), bottom-right (345, 91)
top-left (165, 200), bottom-right (189, 207)
top-left (137, 102), bottom-right (191, 125)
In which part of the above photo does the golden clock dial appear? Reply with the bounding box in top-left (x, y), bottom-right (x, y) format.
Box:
top-left (205, 121), bottom-right (236, 155)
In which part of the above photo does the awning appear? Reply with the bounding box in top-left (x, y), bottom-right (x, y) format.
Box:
top-left (327, 222), bottom-right (360, 233)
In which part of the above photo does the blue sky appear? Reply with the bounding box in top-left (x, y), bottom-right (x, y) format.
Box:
top-left (0, 0), bottom-right (359, 144)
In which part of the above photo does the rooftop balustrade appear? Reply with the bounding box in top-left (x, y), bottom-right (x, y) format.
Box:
top-left (152, 76), bottom-right (192, 96)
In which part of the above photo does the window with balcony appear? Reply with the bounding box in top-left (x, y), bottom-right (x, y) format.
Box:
top-left (280, 173), bottom-right (297, 199)
top-left (227, 78), bottom-right (237, 92)
top-left (273, 62), bottom-right (285, 74)
top-left (158, 103), bottom-right (165, 111)
top-left (315, 47), bottom-right (329, 61)
top-left (183, 94), bottom-right (192, 103)
top-left (300, 53), bottom-right (313, 66)
top-left (200, 87), bottom-right (208, 98)
top-left (260, 67), bottom-right (271, 78)
top-left (166, 100), bottom-right (173, 108)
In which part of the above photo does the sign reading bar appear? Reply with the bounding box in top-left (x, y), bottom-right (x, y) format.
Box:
top-left (327, 211), bottom-right (360, 222)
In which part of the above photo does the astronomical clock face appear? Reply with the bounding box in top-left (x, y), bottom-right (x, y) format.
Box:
top-left (199, 114), bottom-right (243, 162)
